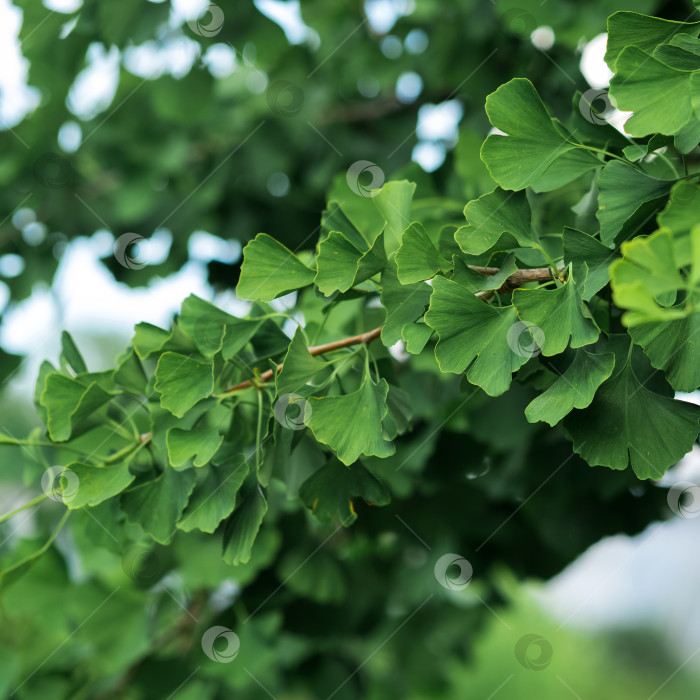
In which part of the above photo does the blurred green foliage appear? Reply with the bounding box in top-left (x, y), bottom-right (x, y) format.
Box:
top-left (1, 1), bottom-right (699, 699)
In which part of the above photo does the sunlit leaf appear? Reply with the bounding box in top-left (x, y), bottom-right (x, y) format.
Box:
top-left (237, 233), bottom-right (316, 302)
top-left (481, 79), bottom-right (600, 192)
top-left (425, 276), bottom-right (529, 396)
top-left (154, 352), bottom-right (214, 418)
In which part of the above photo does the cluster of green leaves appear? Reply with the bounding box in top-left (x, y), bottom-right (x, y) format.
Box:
top-left (1, 0), bottom-right (655, 301)
top-left (3, 0), bottom-right (700, 612)
top-left (231, 15), bottom-right (700, 484)
top-left (1, 5), bottom-right (699, 699)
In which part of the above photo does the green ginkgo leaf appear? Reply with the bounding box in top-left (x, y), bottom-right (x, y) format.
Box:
top-left (629, 312), bottom-right (700, 392)
top-left (321, 200), bottom-right (370, 248)
top-left (610, 228), bottom-right (697, 325)
top-left (62, 459), bottom-right (135, 509)
top-left (424, 275), bottom-right (529, 396)
top-left (513, 271), bottom-right (599, 356)
top-left (379, 256), bottom-right (431, 346)
top-left (562, 228), bottom-right (612, 300)
top-left (654, 35), bottom-right (700, 71)
top-left (396, 221), bottom-right (449, 283)
top-left (222, 487), bottom-right (267, 565)
top-left (609, 46), bottom-right (699, 137)
top-left (178, 459), bottom-right (249, 533)
top-left (563, 343), bottom-right (700, 479)
top-left (455, 127), bottom-right (497, 200)
top-left (299, 459), bottom-right (390, 526)
top-left (121, 467), bottom-right (197, 544)
top-left (451, 255), bottom-right (518, 293)
top-left (525, 349), bottom-right (615, 426)
top-left (306, 375), bottom-right (395, 465)
top-left (675, 118), bottom-right (700, 153)
top-left (372, 180), bottom-right (416, 256)
top-left (166, 427), bottom-right (223, 467)
top-left (179, 294), bottom-right (261, 359)
top-left (314, 229), bottom-right (386, 296)
top-left (383, 385), bottom-right (413, 440)
top-left (60, 331), bottom-right (87, 375)
top-left (596, 161), bottom-right (674, 246)
top-left (0, 511), bottom-right (70, 594)
top-left (658, 181), bottom-right (700, 237)
top-left (480, 79), bottom-right (600, 192)
top-left (132, 322), bottom-right (171, 360)
top-left (237, 233), bottom-right (316, 302)
top-left (612, 230), bottom-right (683, 295)
top-left (455, 188), bottom-right (535, 255)
top-left (131, 319), bottom-right (197, 362)
top-left (40, 374), bottom-right (113, 442)
top-left (401, 321), bottom-right (433, 354)
top-left (154, 352), bottom-right (214, 418)
top-left (276, 327), bottom-right (329, 397)
top-left (604, 12), bottom-right (700, 70)
top-left (113, 348), bottom-right (147, 394)
top-left (326, 173), bottom-right (385, 244)
top-left (315, 232), bottom-right (366, 296)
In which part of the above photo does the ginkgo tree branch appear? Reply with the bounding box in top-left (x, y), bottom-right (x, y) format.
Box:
top-left (222, 327), bottom-right (383, 394)
top-left (222, 264), bottom-right (563, 394)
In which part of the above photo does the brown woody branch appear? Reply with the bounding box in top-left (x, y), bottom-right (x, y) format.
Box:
top-left (222, 265), bottom-right (563, 394)
top-left (428, 264), bottom-right (565, 304)
top-left (474, 264), bottom-right (565, 295)
top-left (223, 326), bottom-right (382, 393)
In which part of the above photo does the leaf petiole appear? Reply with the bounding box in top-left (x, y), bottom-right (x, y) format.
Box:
top-left (0, 492), bottom-right (49, 525)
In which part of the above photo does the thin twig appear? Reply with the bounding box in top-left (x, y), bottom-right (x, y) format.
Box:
top-left (221, 265), bottom-right (563, 395)
top-left (222, 327), bottom-right (382, 394)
